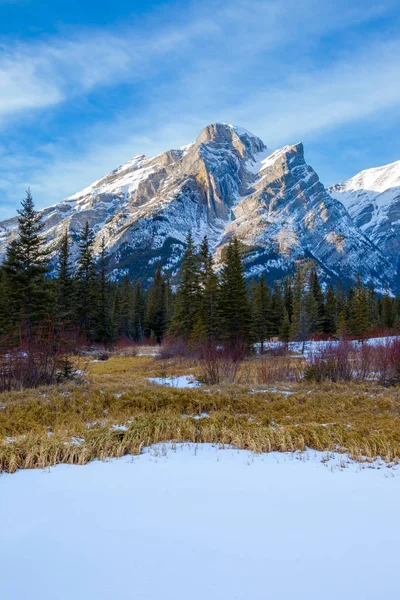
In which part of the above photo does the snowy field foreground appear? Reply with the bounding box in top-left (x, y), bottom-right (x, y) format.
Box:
top-left (1, 445), bottom-right (400, 600)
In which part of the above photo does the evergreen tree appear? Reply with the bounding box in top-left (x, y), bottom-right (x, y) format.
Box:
top-left (290, 264), bottom-right (305, 340)
top-left (381, 291), bottom-right (395, 329)
top-left (349, 276), bottom-right (370, 340)
top-left (145, 264), bottom-right (167, 343)
top-left (323, 283), bottom-right (337, 335)
top-left (75, 222), bottom-right (97, 339)
top-left (56, 231), bottom-right (74, 323)
top-left (95, 238), bottom-right (113, 344)
top-left (283, 278), bottom-right (293, 322)
top-left (279, 309), bottom-right (291, 346)
top-left (270, 281), bottom-right (284, 335)
top-left (170, 232), bottom-right (202, 339)
top-left (0, 268), bottom-right (10, 335)
top-left (3, 190), bottom-right (51, 339)
top-left (309, 268), bottom-right (325, 332)
top-left (217, 238), bottom-right (252, 348)
top-left (132, 281), bottom-right (146, 341)
top-left (252, 275), bottom-right (271, 352)
top-left (198, 236), bottom-right (219, 342)
top-left (118, 276), bottom-right (133, 339)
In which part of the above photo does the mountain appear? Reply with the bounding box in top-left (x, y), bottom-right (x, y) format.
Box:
top-left (329, 160), bottom-right (400, 276)
top-left (0, 123), bottom-right (396, 291)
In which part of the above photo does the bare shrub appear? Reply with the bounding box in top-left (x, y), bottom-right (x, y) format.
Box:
top-left (158, 337), bottom-right (190, 360)
top-left (304, 341), bottom-right (353, 382)
top-left (0, 322), bottom-right (78, 392)
top-left (256, 355), bottom-right (302, 383)
top-left (198, 342), bottom-right (246, 385)
top-left (371, 339), bottom-right (400, 385)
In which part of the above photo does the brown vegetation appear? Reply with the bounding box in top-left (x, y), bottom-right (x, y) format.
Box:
top-left (1, 346), bottom-right (400, 473)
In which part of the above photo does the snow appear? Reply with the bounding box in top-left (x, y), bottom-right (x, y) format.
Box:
top-left (329, 159), bottom-right (400, 238)
top-left (260, 335), bottom-right (400, 357)
top-left (1, 443), bottom-right (399, 600)
top-left (148, 375), bottom-right (201, 388)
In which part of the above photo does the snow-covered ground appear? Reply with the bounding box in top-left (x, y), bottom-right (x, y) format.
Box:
top-left (260, 335), bottom-right (400, 357)
top-left (148, 375), bottom-right (200, 388)
top-left (1, 444), bottom-right (399, 600)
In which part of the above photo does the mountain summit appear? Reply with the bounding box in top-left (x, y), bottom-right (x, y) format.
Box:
top-left (329, 159), bottom-right (400, 275)
top-left (0, 123), bottom-right (396, 291)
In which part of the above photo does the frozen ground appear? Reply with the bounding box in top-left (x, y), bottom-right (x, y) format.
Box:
top-left (1, 444), bottom-right (399, 600)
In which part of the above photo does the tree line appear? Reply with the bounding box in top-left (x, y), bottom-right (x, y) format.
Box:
top-left (1, 191), bottom-right (400, 348)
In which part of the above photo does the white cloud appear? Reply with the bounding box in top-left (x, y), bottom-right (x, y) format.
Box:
top-left (1, 0), bottom-right (400, 216)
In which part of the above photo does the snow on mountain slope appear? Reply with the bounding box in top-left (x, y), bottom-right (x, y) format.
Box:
top-left (217, 142), bottom-right (395, 290)
top-left (0, 123), bottom-right (396, 290)
top-left (329, 160), bottom-right (400, 273)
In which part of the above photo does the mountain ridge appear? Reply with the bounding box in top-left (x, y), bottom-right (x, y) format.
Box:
top-left (0, 123), bottom-right (397, 292)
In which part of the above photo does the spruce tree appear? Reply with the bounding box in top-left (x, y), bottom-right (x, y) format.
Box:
top-left (198, 236), bottom-right (219, 342)
top-left (3, 190), bottom-right (51, 339)
top-left (279, 309), bottom-right (291, 346)
top-left (170, 232), bottom-right (202, 339)
top-left (132, 281), bottom-right (146, 341)
top-left (323, 283), bottom-right (337, 335)
top-left (56, 231), bottom-right (74, 323)
top-left (217, 238), bottom-right (252, 348)
top-left (0, 268), bottom-right (10, 335)
top-left (349, 276), bottom-right (370, 340)
top-left (270, 281), bottom-right (284, 335)
top-left (252, 274), bottom-right (271, 352)
top-left (95, 238), bottom-right (113, 344)
top-left (75, 222), bottom-right (97, 340)
top-left (145, 264), bottom-right (167, 343)
top-left (118, 276), bottom-right (133, 339)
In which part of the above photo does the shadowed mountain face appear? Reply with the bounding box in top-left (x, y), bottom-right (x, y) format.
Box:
top-left (329, 160), bottom-right (400, 276)
top-left (0, 123), bottom-right (396, 291)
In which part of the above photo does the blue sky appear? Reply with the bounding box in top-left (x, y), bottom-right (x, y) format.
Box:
top-left (1, 0), bottom-right (400, 218)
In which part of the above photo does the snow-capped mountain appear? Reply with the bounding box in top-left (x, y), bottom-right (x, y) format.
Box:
top-left (329, 160), bottom-right (400, 275)
top-left (0, 123), bottom-right (396, 290)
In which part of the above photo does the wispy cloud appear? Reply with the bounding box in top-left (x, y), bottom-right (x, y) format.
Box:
top-left (1, 0), bottom-right (400, 215)
top-left (0, 18), bottom-right (217, 124)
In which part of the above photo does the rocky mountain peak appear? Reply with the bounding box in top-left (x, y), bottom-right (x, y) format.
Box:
top-left (0, 124), bottom-right (397, 291)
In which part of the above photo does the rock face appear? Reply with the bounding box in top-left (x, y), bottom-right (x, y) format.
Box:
top-left (0, 123), bottom-right (397, 291)
top-left (329, 160), bottom-right (400, 276)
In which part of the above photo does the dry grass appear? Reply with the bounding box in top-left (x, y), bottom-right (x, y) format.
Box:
top-left (1, 354), bottom-right (400, 472)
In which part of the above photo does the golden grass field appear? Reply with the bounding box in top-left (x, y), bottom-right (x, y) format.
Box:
top-left (1, 352), bottom-right (400, 472)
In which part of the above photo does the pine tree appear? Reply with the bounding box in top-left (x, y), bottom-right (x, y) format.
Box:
top-left (270, 281), bottom-right (284, 335)
top-left (95, 238), bottom-right (113, 344)
top-left (3, 190), bottom-right (51, 339)
top-left (283, 278), bottom-right (293, 321)
top-left (381, 291), bottom-right (395, 329)
top-left (145, 264), bottom-right (167, 343)
top-left (198, 236), bottom-right (219, 342)
top-left (56, 231), bottom-right (74, 323)
top-left (75, 222), bottom-right (97, 339)
top-left (290, 264), bottom-right (305, 340)
top-left (309, 268), bottom-right (325, 333)
top-left (217, 238), bottom-right (252, 348)
top-left (0, 268), bottom-right (10, 335)
top-left (170, 232), bottom-right (202, 339)
top-left (118, 276), bottom-right (133, 339)
top-left (279, 309), bottom-right (291, 346)
top-left (349, 276), bottom-right (370, 340)
top-left (112, 285), bottom-right (122, 337)
top-left (132, 281), bottom-right (146, 341)
top-left (252, 275), bottom-right (271, 352)
top-left (323, 283), bottom-right (337, 335)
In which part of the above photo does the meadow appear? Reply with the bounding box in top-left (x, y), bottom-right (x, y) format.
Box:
top-left (1, 341), bottom-right (400, 473)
